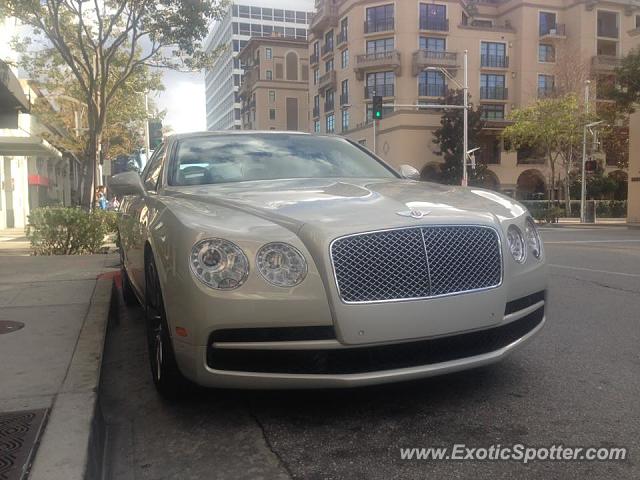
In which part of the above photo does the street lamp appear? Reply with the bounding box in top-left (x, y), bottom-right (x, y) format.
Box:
top-left (425, 49), bottom-right (469, 186)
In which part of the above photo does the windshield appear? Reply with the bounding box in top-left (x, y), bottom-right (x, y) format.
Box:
top-left (169, 134), bottom-right (398, 186)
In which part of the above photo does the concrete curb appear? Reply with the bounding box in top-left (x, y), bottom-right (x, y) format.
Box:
top-left (28, 276), bottom-right (115, 480)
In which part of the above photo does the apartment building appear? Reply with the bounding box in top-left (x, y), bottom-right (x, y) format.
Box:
top-left (239, 37), bottom-right (310, 131)
top-left (203, 0), bottom-right (315, 131)
top-left (308, 0), bottom-right (640, 198)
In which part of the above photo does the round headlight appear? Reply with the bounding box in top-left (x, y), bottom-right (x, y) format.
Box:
top-left (190, 239), bottom-right (249, 290)
top-left (524, 217), bottom-right (542, 259)
top-left (256, 242), bottom-right (307, 287)
top-left (507, 225), bottom-right (526, 263)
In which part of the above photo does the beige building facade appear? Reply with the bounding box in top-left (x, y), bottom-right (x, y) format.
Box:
top-left (239, 37), bottom-right (310, 131)
top-left (308, 0), bottom-right (640, 198)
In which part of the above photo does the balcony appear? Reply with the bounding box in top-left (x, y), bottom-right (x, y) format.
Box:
top-left (419, 84), bottom-right (447, 97)
top-left (591, 55), bottom-right (622, 72)
top-left (480, 86), bottom-right (508, 100)
top-left (310, 1), bottom-right (339, 33)
top-left (412, 50), bottom-right (459, 75)
top-left (313, 105), bottom-right (320, 118)
top-left (340, 93), bottom-right (349, 105)
top-left (354, 50), bottom-right (401, 80)
top-left (321, 42), bottom-right (334, 57)
top-left (324, 100), bottom-right (335, 112)
top-left (480, 55), bottom-right (509, 69)
top-left (419, 17), bottom-right (449, 32)
top-left (364, 18), bottom-right (394, 34)
top-left (318, 70), bottom-right (336, 93)
top-left (310, 52), bottom-right (319, 65)
top-left (337, 30), bottom-right (348, 46)
top-left (364, 84), bottom-right (394, 99)
top-left (540, 23), bottom-right (566, 40)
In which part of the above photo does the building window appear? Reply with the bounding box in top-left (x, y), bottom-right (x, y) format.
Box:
top-left (269, 109), bottom-right (276, 120)
top-left (266, 70), bottom-right (273, 80)
top-left (341, 49), bottom-right (349, 68)
top-left (339, 17), bottom-right (348, 43)
top-left (286, 52), bottom-right (299, 80)
top-left (313, 68), bottom-right (319, 85)
top-left (480, 42), bottom-right (507, 68)
top-left (313, 94), bottom-right (320, 117)
top-left (239, 5), bottom-right (250, 18)
top-left (597, 10), bottom-right (619, 38)
top-left (419, 4), bottom-right (447, 31)
top-left (366, 38), bottom-right (394, 54)
top-left (419, 70), bottom-right (445, 97)
top-left (314, 120), bottom-right (321, 133)
top-left (365, 4), bottom-right (394, 33)
top-left (325, 89), bottom-right (335, 112)
top-left (538, 44), bottom-right (555, 62)
top-left (538, 74), bottom-right (555, 97)
top-left (539, 11), bottom-right (557, 36)
top-left (326, 114), bottom-right (335, 133)
top-left (324, 30), bottom-right (334, 52)
top-left (325, 58), bottom-right (334, 73)
top-left (313, 41), bottom-right (319, 58)
top-left (420, 37), bottom-right (445, 51)
top-left (480, 74), bottom-right (506, 99)
top-left (341, 109), bottom-right (350, 132)
top-left (636, 15), bottom-right (640, 29)
top-left (274, 9), bottom-right (284, 21)
top-left (478, 138), bottom-right (502, 165)
top-left (265, 48), bottom-right (272, 60)
top-left (481, 104), bottom-right (505, 120)
top-left (269, 90), bottom-right (276, 103)
top-left (366, 71), bottom-right (395, 98)
top-left (341, 79), bottom-right (349, 105)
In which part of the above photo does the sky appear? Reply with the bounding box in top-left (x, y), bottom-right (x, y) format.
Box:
top-left (154, 69), bottom-right (207, 134)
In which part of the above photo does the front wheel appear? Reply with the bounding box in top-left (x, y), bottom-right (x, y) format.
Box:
top-left (144, 253), bottom-right (192, 399)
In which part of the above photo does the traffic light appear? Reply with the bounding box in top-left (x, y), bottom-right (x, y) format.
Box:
top-left (372, 96), bottom-right (383, 120)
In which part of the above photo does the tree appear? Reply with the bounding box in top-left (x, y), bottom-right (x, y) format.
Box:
top-left (431, 89), bottom-right (488, 186)
top-left (29, 51), bottom-right (164, 175)
top-left (1, 0), bottom-right (226, 208)
top-left (611, 46), bottom-right (640, 114)
top-left (502, 94), bottom-right (589, 214)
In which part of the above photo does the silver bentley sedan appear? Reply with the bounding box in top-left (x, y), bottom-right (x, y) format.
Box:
top-left (111, 131), bottom-right (547, 398)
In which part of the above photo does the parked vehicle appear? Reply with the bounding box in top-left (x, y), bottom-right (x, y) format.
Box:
top-left (111, 131), bottom-right (547, 397)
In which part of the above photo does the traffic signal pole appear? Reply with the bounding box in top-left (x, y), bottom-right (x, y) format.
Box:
top-left (462, 50), bottom-right (469, 187)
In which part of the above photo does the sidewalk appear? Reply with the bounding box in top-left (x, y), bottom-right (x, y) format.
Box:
top-left (0, 228), bottom-right (30, 256)
top-left (0, 254), bottom-right (118, 480)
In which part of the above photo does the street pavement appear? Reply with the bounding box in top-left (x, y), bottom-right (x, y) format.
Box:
top-left (101, 226), bottom-right (640, 480)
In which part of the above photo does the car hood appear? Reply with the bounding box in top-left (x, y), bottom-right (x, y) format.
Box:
top-left (165, 178), bottom-right (527, 237)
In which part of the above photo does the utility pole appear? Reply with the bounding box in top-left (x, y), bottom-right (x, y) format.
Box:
top-left (462, 49), bottom-right (469, 187)
top-left (580, 81), bottom-right (590, 223)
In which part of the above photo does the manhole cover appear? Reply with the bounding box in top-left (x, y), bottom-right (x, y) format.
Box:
top-left (0, 322), bottom-right (24, 335)
top-left (0, 409), bottom-right (47, 480)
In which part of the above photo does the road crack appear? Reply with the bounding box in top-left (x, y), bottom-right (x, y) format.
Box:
top-left (248, 410), bottom-right (295, 480)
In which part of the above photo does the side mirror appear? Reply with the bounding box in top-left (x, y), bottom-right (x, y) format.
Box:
top-left (399, 164), bottom-right (420, 180)
top-left (110, 171), bottom-right (145, 197)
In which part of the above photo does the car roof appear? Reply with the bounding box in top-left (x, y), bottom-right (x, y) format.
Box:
top-left (167, 130), bottom-right (315, 141)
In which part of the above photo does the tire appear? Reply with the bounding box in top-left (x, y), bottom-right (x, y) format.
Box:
top-left (144, 252), bottom-right (192, 399)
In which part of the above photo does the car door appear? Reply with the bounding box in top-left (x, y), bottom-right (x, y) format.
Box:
top-left (126, 144), bottom-right (167, 294)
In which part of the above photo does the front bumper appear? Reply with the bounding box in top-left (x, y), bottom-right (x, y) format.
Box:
top-left (172, 294), bottom-right (546, 389)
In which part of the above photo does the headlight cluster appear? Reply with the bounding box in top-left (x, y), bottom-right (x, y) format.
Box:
top-left (507, 217), bottom-right (542, 263)
top-left (190, 239), bottom-right (308, 290)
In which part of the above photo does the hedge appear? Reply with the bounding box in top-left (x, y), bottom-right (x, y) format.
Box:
top-left (25, 207), bottom-right (118, 255)
top-left (520, 200), bottom-right (627, 222)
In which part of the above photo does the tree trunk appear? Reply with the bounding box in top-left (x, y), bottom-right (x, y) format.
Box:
top-left (564, 162), bottom-right (572, 217)
top-left (81, 131), bottom-right (101, 211)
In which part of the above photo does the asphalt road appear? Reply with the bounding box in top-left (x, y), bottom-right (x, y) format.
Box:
top-left (100, 225), bottom-right (640, 480)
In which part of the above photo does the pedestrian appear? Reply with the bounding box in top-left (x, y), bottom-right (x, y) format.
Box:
top-left (97, 186), bottom-right (108, 210)
top-left (110, 196), bottom-right (120, 211)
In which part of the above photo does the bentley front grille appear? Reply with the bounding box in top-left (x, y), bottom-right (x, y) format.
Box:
top-left (330, 226), bottom-right (502, 303)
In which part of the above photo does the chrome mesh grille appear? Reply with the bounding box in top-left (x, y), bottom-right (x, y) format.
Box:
top-left (331, 226), bottom-right (502, 303)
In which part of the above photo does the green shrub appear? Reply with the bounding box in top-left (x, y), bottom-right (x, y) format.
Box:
top-left (25, 207), bottom-right (118, 255)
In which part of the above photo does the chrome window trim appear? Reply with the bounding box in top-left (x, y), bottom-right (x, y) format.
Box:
top-left (328, 224), bottom-right (504, 305)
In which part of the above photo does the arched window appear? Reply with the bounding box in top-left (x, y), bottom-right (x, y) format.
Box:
top-left (286, 52), bottom-right (298, 80)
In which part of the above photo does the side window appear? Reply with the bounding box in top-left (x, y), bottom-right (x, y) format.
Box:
top-left (143, 144), bottom-right (165, 191)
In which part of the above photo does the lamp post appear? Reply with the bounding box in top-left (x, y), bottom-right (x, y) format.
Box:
top-left (425, 49), bottom-right (469, 186)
